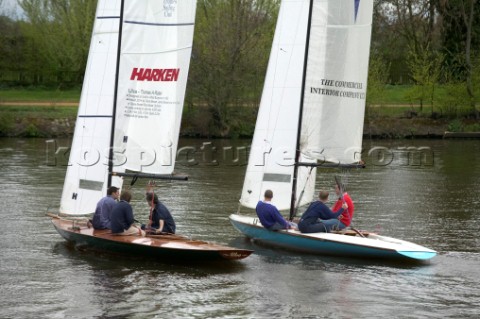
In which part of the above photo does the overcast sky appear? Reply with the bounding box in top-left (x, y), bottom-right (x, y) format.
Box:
top-left (1, 0), bottom-right (25, 19)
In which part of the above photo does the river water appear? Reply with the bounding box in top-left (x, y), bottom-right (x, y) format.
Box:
top-left (0, 138), bottom-right (479, 319)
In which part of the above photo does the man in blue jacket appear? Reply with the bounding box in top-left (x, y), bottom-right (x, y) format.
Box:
top-left (91, 186), bottom-right (119, 230)
top-left (143, 192), bottom-right (176, 234)
top-left (298, 190), bottom-right (348, 233)
top-left (256, 189), bottom-right (297, 231)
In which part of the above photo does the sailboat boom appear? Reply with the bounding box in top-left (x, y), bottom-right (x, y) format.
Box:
top-left (297, 162), bottom-right (365, 169)
top-left (111, 172), bottom-right (188, 181)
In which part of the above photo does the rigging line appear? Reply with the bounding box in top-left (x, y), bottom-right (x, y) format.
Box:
top-left (340, 167), bottom-right (351, 188)
top-left (147, 181), bottom-right (155, 229)
top-left (334, 174), bottom-right (363, 237)
top-left (350, 227), bottom-right (366, 238)
top-left (236, 202), bottom-right (243, 215)
top-left (292, 166), bottom-right (315, 219)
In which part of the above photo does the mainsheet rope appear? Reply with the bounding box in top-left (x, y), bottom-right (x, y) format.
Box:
top-left (292, 166), bottom-right (315, 220)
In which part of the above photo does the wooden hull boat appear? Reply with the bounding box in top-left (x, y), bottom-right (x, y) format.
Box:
top-left (52, 1), bottom-right (253, 263)
top-left (52, 216), bottom-right (253, 261)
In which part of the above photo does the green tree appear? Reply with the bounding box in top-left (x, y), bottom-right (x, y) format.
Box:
top-left (19, 0), bottom-right (97, 86)
top-left (0, 15), bottom-right (24, 83)
top-left (372, 0), bottom-right (442, 84)
top-left (366, 51), bottom-right (390, 111)
top-left (405, 44), bottom-right (443, 114)
top-left (187, 0), bottom-right (279, 136)
top-left (437, 0), bottom-right (479, 117)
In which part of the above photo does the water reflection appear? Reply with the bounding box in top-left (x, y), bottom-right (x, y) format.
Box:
top-left (1, 138), bottom-right (480, 318)
top-left (51, 241), bottom-right (252, 318)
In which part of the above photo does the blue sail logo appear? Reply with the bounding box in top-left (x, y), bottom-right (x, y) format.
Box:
top-left (354, 0), bottom-right (360, 22)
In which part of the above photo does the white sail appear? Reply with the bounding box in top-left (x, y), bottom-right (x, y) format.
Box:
top-left (112, 0), bottom-right (197, 175)
top-left (60, 0), bottom-right (197, 215)
top-left (240, 0), bottom-right (373, 211)
top-left (240, 0), bottom-right (314, 210)
top-left (60, 0), bottom-right (123, 215)
top-left (302, 0), bottom-right (372, 164)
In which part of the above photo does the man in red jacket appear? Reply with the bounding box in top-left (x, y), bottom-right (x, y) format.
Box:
top-left (321, 183), bottom-right (355, 231)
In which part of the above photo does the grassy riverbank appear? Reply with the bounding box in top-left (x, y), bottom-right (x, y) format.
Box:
top-left (0, 105), bottom-right (77, 137)
top-left (0, 87), bottom-right (80, 102)
top-left (1, 104), bottom-right (454, 138)
top-left (1, 86), bottom-right (478, 138)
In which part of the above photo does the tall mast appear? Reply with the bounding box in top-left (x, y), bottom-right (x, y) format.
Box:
top-left (289, 0), bottom-right (314, 220)
top-left (107, 0), bottom-right (125, 188)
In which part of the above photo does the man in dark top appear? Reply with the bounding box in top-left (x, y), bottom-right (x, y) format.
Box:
top-left (143, 192), bottom-right (176, 234)
top-left (110, 190), bottom-right (145, 236)
top-left (256, 189), bottom-right (297, 231)
top-left (298, 191), bottom-right (348, 233)
top-left (91, 186), bottom-right (119, 229)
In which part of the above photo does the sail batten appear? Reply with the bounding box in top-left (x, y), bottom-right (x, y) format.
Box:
top-left (120, 46), bottom-right (193, 55)
top-left (78, 115), bottom-right (113, 118)
top-left (124, 20), bottom-right (195, 27)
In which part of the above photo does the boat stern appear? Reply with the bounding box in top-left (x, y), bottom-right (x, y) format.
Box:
top-left (397, 250), bottom-right (437, 260)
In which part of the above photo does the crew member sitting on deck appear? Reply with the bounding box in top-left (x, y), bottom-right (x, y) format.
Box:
top-left (110, 190), bottom-right (145, 237)
top-left (91, 186), bottom-right (119, 230)
top-left (298, 190), bottom-right (347, 233)
top-left (255, 189), bottom-right (297, 231)
top-left (321, 183), bottom-right (355, 231)
top-left (142, 192), bottom-right (176, 234)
